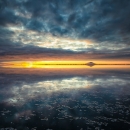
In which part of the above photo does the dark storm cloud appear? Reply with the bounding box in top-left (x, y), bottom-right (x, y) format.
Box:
top-left (0, 0), bottom-right (130, 54)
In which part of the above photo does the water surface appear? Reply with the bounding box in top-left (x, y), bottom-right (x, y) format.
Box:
top-left (0, 68), bottom-right (130, 130)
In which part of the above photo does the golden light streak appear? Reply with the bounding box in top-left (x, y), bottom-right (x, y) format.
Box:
top-left (0, 61), bottom-right (130, 69)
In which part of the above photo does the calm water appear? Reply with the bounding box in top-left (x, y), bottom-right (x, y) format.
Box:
top-left (0, 68), bottom-right (130, 130)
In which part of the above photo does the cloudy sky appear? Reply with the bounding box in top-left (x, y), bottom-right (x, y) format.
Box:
top-left (0, 1), bottom-right (130, 128)
top-left (0, 0), bottom-right (130, 61)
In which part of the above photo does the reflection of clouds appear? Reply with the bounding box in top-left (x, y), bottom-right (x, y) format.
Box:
top-left (94, 78), bottom-right (127, 86)
top-left (1, 76), bottom-right (129, 106)
top-left (0, 74), bottom-right (130, 129)
top-left (5, 77), bottom-right (91, 105)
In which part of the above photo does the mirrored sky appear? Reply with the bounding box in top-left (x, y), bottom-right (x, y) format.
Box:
top-left (0, 69), bottom-right (130, 129)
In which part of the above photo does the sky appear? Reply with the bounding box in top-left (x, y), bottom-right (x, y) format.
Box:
top-left (0, 1), bottom-right (130, 128)
top-left (0, 0), bottom-right (130, 62)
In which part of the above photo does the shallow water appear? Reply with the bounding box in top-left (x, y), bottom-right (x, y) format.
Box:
top-left (0, 68), bottom-right (130, 130)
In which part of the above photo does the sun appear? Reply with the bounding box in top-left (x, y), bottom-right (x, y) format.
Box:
top-left (21, 62), bottom-right (33, 68)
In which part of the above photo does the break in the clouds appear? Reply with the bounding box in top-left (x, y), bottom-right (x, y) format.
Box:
top-left (0, 0), bottom-right (130, 55)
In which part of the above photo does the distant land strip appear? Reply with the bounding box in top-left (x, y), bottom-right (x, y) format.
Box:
top-left (35, 64), bottom-right (130, 65)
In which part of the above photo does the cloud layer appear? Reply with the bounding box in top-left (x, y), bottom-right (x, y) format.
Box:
top-left (0, 0), bottom-right (130, 56)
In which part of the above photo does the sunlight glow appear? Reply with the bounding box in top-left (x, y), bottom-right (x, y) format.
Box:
top-left (0, 61), bottom-right (130, 68)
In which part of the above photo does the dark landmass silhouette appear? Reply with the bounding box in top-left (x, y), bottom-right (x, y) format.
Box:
top-left (86, 62), bottom-right (95, 67)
